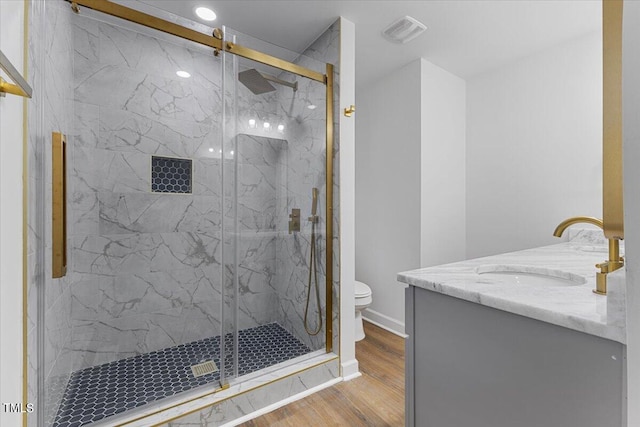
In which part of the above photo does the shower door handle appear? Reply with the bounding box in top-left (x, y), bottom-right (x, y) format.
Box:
top-left (52, 132), bottom-right (67, 278)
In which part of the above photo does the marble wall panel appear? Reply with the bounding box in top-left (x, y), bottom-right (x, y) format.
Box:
top-left (266, 21), bottom-right (340, 352)
top-left (25, 0), bottom-right (77, 424)
top-left (97, 193), bottom-right (221, 234)
top-left (65, 11), bottom-right (239, 371)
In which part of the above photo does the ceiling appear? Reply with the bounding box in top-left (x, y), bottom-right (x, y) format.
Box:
top-left (135, 0), bottom-right (601, 89)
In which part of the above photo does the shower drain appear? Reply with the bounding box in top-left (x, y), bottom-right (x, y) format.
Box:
top-left (191, 360), bottom-right (218, 378)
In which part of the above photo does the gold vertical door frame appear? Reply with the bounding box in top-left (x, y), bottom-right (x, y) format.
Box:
top-left (52, 132), bottom-right (67, 278)
top-left (325, 63), bottom-right (334, 353)
top-left (603, 0), bottom-right (624, 239)
top-left (65, 0), bottom-right (335, 352)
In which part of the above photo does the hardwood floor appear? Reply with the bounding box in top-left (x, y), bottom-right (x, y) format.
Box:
top-left (240, 322), bottom-right (405, 427)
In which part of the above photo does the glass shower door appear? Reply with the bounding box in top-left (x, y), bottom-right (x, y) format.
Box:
top-left (220, 26), bottom-right (239, 384)
top-left (220, 26), bottom-right (330, 384)
top-left (48, 10), bottom-right (229, 426)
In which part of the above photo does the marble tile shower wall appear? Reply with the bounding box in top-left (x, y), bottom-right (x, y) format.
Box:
top-left (233, 134), bottom-right (285, 330)
top-left (26, 1), bottom-right (76, 425)
top-left (67, 14), bottom-right (295, 373)
top-left (271, 21), bottom-right (340, 352)
top-left (68, 14), bottom-right (228, 371)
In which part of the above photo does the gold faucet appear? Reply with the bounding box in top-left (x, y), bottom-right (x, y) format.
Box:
top-left (553, 216), bottom-right (624, 295)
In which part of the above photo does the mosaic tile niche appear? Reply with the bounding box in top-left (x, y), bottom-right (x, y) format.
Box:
top-left (151, 156), bottom-right (193, 194)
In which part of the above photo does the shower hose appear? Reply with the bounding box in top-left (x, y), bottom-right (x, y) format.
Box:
top-left (304, 214), bottom-right (322, 336)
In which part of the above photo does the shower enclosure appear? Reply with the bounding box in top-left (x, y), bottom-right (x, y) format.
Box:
top-left (28, 1), bottom-right (339, 426)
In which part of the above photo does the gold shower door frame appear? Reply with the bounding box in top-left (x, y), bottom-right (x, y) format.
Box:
top-left (59, 0), bottom-right (336, 418)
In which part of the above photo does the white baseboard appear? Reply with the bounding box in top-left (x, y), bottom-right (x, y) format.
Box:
top-left (221, 377), bottom-right (343, 427)
top-left (342, 371), bottom-right (362, 381)
top-left (363, 309), bottom-right (408, 338)
top-left (341, 358), bottom-right (360, 381)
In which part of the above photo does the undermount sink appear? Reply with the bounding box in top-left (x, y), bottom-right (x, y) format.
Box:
top-left (475, 264), bottom-right (586, 287)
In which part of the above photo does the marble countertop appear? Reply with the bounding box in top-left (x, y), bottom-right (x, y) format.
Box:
top-left (397, 239), bottom-right (626, 344)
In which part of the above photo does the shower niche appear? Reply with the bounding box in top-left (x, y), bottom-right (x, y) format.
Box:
top-left (31, 2), bottom-right (339, 426)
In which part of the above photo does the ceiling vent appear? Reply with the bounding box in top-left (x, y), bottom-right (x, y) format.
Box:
top-left (382, 16), bottom-right (427, 44)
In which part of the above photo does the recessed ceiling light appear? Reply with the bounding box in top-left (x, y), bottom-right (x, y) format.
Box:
top-left (208, 147), bottom-right (214, 152)
top-left (176, 70), bottom-right (191, 78)
top-left (195, 7), bottom-right (217, 21)
top-left (307, 104), bottom-right (317, 110)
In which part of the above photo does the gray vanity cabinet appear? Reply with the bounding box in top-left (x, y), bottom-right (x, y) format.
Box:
top-left (405, 286), bottom-right (625, 427)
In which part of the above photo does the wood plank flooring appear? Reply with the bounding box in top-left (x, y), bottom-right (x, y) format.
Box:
top-left (240, 322), bottom-right (405, 427)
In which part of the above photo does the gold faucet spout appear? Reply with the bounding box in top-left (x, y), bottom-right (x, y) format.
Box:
top-left (553, 216), bottom-right (603, 237)
top-left (553, 216), bottom-right (623, 295)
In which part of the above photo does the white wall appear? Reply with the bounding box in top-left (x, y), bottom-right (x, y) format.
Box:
top-left (623, 1), bottom-right (640, 424)
top-left (356, 60), bottom-right (422, 334)
top-left (338, 17), bottom-right (358, 380)
top-left (0, 0), bottom-right (25, 425)
top-left (420, 59), bottom-right (466, 267)
top-left (356, 59), bottom-right (466, 335)
top-left (466, 32), bottom-right (602, 258)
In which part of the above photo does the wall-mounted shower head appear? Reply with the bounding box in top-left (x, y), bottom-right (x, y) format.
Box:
top-left (238, 69), bottom-right (298, 95)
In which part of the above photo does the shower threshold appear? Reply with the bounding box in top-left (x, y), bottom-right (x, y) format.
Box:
top-left (52, 323), bottom-right (311, 427)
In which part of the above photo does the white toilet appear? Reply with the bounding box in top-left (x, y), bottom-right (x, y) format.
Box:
top-left (354, 280), bottom-right (373, 341)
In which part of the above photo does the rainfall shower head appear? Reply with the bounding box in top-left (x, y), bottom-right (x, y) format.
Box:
top-left (238, 69), bottom-right (298, 95)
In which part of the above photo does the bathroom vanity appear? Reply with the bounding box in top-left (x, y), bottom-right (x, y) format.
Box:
top-left (398, 239), bottom-right (626, 427)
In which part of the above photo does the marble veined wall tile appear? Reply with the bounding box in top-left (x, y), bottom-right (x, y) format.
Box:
top-left (71, 268), bottom-right (221, 321)
top-left (97, 193), bottom-right (221, 235)
top-left (236, 163), bottom-right (277, 198)
top-left (191, 51), bottom-right (223, 91)
top-left (71, 102), bottom-right (99, 148)
top-left (146, 232), bottom-right (221, 271)
top-left (75, 64), bottom-right (195, 121)
top-left (271, 21), bottom-right (339, 352)
top-left (99, 22), bottom-right (194, 80)
top-left (72, 14), bottom-right (100, 65)
top-left (97, 107), bottom-right (219, 157)
top-left (69, 192), bottom-right (100, 236)
top-left (237, 134), bottom-right (284, 166)
top-left (72, 147), bottom-right (150, 193)
top-left (234, 197), bottom-right (277, 231)
top-left (72, 232), bottom-right (221, 276)
top-left (72, 233), bottom-right (152, 276)
top-left (68, 11), bottom-right (228, 373)
top-left (193, 158), bottom-right (222, 197)
top-left (68, 309), bottom-right (186, 368)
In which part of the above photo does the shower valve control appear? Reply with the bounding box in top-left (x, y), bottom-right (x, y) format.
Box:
top-left (289, 209), bottom-right (301, 234)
